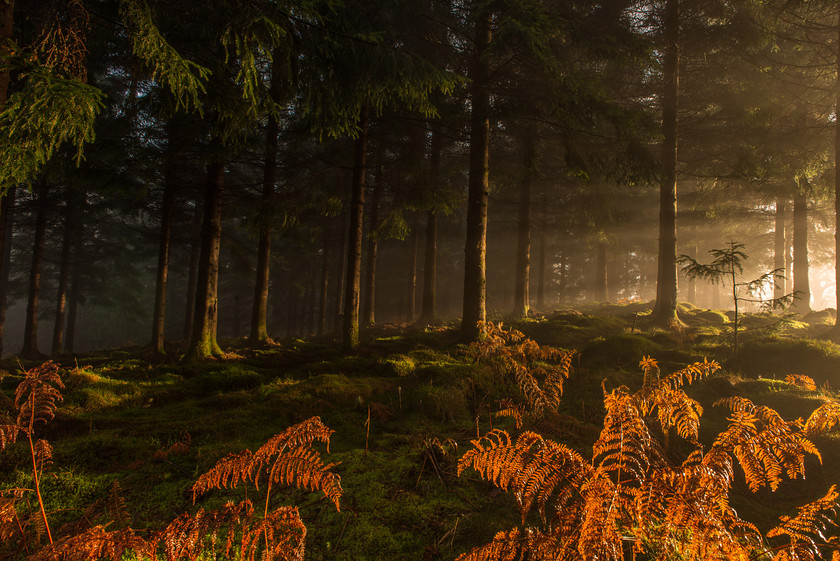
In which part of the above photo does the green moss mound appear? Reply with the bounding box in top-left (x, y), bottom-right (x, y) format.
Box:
top-left (738, 337), bottom-right (840, 385)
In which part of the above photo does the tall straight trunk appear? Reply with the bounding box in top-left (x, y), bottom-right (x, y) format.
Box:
top-left (0, 187), bottom-right (14, 357)
top-left (182, 203), bottom-right (202, 341)
top-left (22, 181), bottom-right (50, 358)
top-left (793, 180), bottom-right (810, 314)
top-left (686, 240), bottom-right (697, 304)
top-left (407, 228), bottom-right (419, 322)
top-left (52, 189), bottom-right (79, 354)
top-left (594, 240), bottom-right (608, 301)
top-left (462, 7), bottom-right (492, 341)
top-left (332, 172), bottom-right (351, 333)
top-left (318, 223), bottom-right (331, 336)
top-left (653, 0), bottom-right (680, 326)
top-left (835, 9), bottom-right (840, 324)
top-left (187, 144), bottom-right (225, 360)
top-left (419, 210), bottom-right (438, 324)
top-left (362, 154), bottom-right (384, 327)
top-left (558, 251), bottom-right (568, 305)
top-left (536, 214), bottom-right (546, 310)
top-left (419, 126), bottom-right (442, 324)
top-left (343, 104), bottom-right (369, 349)
top-left (775, 198), bottom-right (787, 302)
top-left (65, 189), bottom-right (85, 353)
top-left (151, 149), bottom-right (177, 354)
top-left (512, 137), bottom-right (535, 318)
top-left (250, 109), bottom-right (279, 343)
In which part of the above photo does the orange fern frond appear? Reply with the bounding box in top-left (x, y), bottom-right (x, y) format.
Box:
top-left (29, 525), bottom-right (152, 561)
top-left (768, 485), bottom-right (840, 558)
top-left (640, 356), bottom-right (659, 387)
top-left (454, 528), bottom-right (527, 561)
top-left (458, 429), bottom-right (591, 522)
top-left (239, 506), bottom-right (306, 561)
top-left (495, 399), bottom-right (525, 429)
top-left (804, 401), bottom-right (840, 437)
top-left (156, 500), bottom-right (252, 561)
top-left (15, 361), bottom-right (64, 435)
top-left (786, 374), bottom-right (817, 392)
top-left (594, 388), bottom-right (658, 485)
top-left (192, 416), bottom-right (342, 510)
top-left (659, 358), bottom-right (720, 391)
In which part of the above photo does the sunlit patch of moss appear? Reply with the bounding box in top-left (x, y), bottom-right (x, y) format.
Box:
top-left (376, 354), bottom-right (416, 377)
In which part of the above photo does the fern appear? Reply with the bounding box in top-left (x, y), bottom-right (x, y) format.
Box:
top-left (803, 401), bottom-right (840, 437)
top-left (786, 374), bottom-right (817, 392)
top-left (768, 486), bottom-right (840, 560)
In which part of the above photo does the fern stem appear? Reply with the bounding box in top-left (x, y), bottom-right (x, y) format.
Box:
top-left (13, 510), bottom-right (30, 555)
top-left (28, 432), bottom-right (53, 544)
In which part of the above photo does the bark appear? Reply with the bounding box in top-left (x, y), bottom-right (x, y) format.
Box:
top-left (652, 0), bottom-right (680, 326)
top-left (594, 240), bottom-right (608, 302)
top-left (186, 143), bottom-right (225, 360)
top-left (686, 240), bottom-right (697, 304)
top-left (775, 198), bottom-right (787, 302)
top-left (318, 223), bottom-right (331, 336)
top-left (52, 189), bottom-right (80, 354)
top-left (792, 180), bottom-right (810, 314)
top-left (182, 203), bottom-right (202, 341)
top-left (835, 9), bottom-right (840, 324)
top-left (151, 136), bottom-right (178, 354)
top-left (512, 136), bottom-right (535, 318)
top-left (362, 153), bottom-right (384, 327)
top-left (461, 8), bottom-right (492, 341)
top-left (419, 127), bottom-right (442, 324)
top-left (419, 210), bottom-right (438, 324)
top-left (343, 104), bottom-right (369, 350)
top-left (332, 173), bottom-right (350, 333)
top-left (249, 108), bottom-right (279, 343)
top-left (65, 190), bottom-right (85, 353)
top-left (406, 228), bottom-right (419, 323)
top-left (536, 215), bottom-right (546, 310)
top-left (22, 181), bottom-right (50, 358)
top-left (0, 187), bottom-right (14, 357)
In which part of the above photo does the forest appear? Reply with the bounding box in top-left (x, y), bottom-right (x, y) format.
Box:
top-left (5, 0), bottom-right (840, 559)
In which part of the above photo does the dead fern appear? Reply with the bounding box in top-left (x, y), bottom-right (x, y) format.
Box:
top-left (803, 401), bottom-right (840, 437)
top-left (786, 374), bottom-right (818, 392)
top-left (457, 354), bottom-right (838, 561)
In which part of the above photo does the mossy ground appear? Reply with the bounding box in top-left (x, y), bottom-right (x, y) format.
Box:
top-left (3, 304), bottom-right (840, 558)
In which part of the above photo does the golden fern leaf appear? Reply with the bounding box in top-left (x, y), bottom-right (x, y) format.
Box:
top-left (192, 417), bottom-right (342, 510)
top-left (107, 481), bottom-right (131, 530)
top-left (804, 401), bottom-right (840, 437)
top-left (577, 474), bottom-right (626, 560)
top-left (454, 527), bottom-right (527, 561)
top-left (28, 525), bottom-right (152, 561)
top-left (0, 422), bottom-right (19, 449)
top-left (239, 506), bottom-right (306, 561)
top-left (593, 388), bottom-right (657, 484)
top-left (786, 374), bottom-right (817, 392)
top-left (706, 397), bottom-right (819, 492)
top-left (156, 500), bottom-right (252, 561)
top-left (659, 358), bottom-right (720, 391)
top-left (457, 429), bottom-right (591, 522)
top-left (640, 356), bottom-right (659, 387)
top-left (767, 485), bottom-right (839, 557)
top-left (652, 387), bottom-right (703, 442)
top-left (15, 361), bottom-right (64, 435)
top-left (495, 399), bottom-right (524, 429)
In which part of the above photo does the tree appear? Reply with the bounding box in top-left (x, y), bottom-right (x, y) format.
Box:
top-left (679, 241), bottom-right (793, 358)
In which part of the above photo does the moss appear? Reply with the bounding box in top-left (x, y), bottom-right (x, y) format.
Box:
top-left (581, 333), bottom-right (664, 369)
top-left (738, 337), bottom-right (840, 385)
top-left (377, 354), bottom-right (416, 377)
top-left (190, 365), bottom-right (264, 394)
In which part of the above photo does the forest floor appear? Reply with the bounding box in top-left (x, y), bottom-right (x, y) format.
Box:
top-left (3, 301), bottom-right (840, 560)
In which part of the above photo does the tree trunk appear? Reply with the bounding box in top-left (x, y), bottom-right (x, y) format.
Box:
top-left (512, 136), bottom-right (535, 318)
top-left (835, 9), bottom-right (840, 324)
top-left (250, 108), bottom-right (279, 344)
top-left (22, 181), bottom-right (50, 358)
top-left (653, 0), bottom-right (680, 326)
top-left (318, 223), bottom-right (331, 336)
top-left (333, 172), bottom-right (350, 333)
top-left (343, 104), bottom-right (369, 349)
top-left (362, 153), bottom-right (384, 327)
top-left (182, 203), bottom-right (202, 341)
top-left (461, 7), bottom-right (492, 341)
top-left (686, 239), bottom-right (697, 304)
top-left (536, 213), bottom-right (546, 310)
top-left (594, 240), bottom-right (608, 302)
top-left (419, 210), bottom-right (438, 324)
top-left (0, 187), bottom-right (14, 357)
top-left (65, 189), bottom-right (85, 354)
top-left (775, 198), bottom-right (787, 302)
top-left (186, 144), bottom-right (225, 360)
top-left (407, 227), bottom-right (419, 322)
top-left (793, 179), bottom-right (810, 314)
top-left (151, 137), bottom-right (178, 354)
top-left (52, 188), bottom-right (79, 354)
